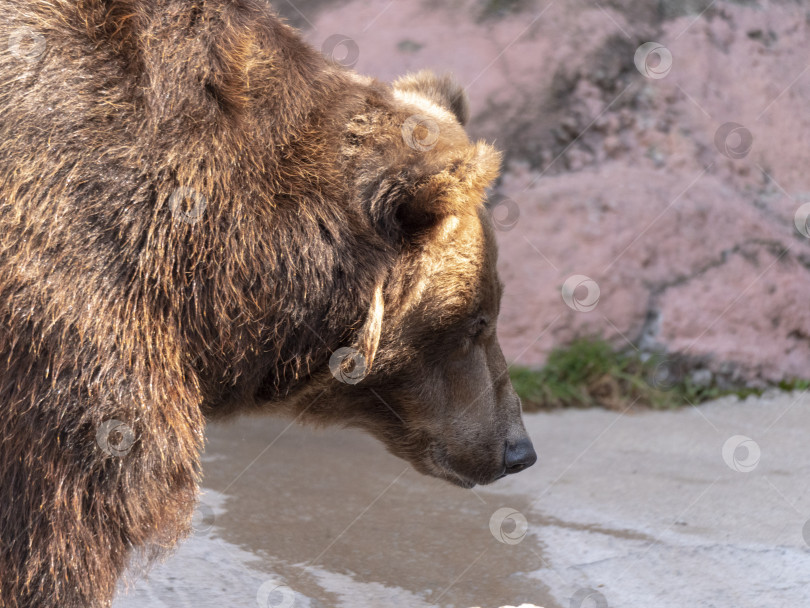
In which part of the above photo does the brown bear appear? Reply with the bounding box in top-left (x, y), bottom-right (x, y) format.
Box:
top-left (0, 1), bottom-right (536, 606)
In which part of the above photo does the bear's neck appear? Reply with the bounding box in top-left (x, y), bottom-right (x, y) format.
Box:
top-left (197, 76), bottom-right (397, 416)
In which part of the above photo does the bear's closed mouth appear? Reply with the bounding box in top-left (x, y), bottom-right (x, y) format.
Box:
top-left (445, 467), bottom-right (507, 488)
top-left (444, 472), bottom-right (478, 489)
top-left (428, 446), bottom-right (506, 488)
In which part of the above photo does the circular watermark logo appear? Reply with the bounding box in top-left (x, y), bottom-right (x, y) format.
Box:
top-left (328, 347), bottom-right (368, 384)
top-left (489, 507), bottom-right (528, 545)
top-left (96, 419), bottom-right (136, 457)
top-left (722, 435), bottom-right (760, 473)
top-left (169, 187), bottom-right (208, 224)
top-left (191, 502), bottom-right (216, 534)
top-left (561, 275), bottom-right (600, 312)
top-left (793, 203), bottom-right (810, 238)
top-left (714, 122), bottom-right (753, 160)
top-left (257, 580), bottom-right (295, 608)
top-left (489, 197), bottom-right (520, 231)
top-left (321, 34), bottom-right (359, 68)
top-left (9, 27), bottom-right (46, 64)
top-left (401, 114), bottom-right (440, 152)
top-left (570, 587), bottom-right (609, 608)
top-left (647, 356), bottom-right (678, 391)
top-left (634, 42), bottom-right (672, 79)
top-left (802, 519), bottom-right (810, 547)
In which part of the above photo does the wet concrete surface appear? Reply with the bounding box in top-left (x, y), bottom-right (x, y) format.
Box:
top-left (115, 391), bottom-right (810, 608)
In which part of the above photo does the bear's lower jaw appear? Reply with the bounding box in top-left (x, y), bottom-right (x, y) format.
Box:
top-left (441, 467), bottom-right (508, 489)
top-left (445, 473), bottom-right (478, 489)
top-left (417, 444), bottom-right (507, 489)
top-left (425, 452), bottom-right (506, 489)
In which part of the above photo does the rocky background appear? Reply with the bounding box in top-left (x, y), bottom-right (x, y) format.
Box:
top-left (278, 0), bottom-right (810, 385)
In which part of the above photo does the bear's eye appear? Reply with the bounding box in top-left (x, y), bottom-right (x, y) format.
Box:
top-left (470, 316), bottom-right (489, 339)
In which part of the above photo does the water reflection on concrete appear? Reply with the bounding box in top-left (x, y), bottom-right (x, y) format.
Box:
top-left (115, 414), bottom-right (554, 608)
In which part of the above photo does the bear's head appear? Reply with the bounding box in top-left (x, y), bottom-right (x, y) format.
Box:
top-left (310, 71), bottom-right (536, 488)
top-left (82, 0), bottom-right (535, 487)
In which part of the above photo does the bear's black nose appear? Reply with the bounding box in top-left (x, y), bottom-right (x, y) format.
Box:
top-left (504, 437), bottom-right (537, 474)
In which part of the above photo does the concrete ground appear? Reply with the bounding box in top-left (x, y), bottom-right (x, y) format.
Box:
top-left (115, 391), bottom-right (810, 608)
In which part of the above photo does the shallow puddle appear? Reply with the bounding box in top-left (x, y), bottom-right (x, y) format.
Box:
top-left (115, 414), bottom-right (556, 608)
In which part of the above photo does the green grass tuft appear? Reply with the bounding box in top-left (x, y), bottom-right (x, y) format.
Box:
top-left (510, 338), bottom-right (810, 411)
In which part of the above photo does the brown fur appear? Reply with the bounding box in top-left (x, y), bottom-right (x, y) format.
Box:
top-left (0, 1), bottom-right (528, 606)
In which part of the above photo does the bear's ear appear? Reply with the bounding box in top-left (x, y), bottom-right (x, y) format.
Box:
top-left (368, 141), bottom-right (502, 236)
top-left (392, 70), bottom-right (470, 126)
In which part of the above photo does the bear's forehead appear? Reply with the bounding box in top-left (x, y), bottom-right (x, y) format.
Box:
top-left (407, 211), bottom-right (499, 315)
